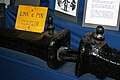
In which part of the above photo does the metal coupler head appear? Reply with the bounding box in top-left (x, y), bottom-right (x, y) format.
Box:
top-left (0, 16), bottom-right (70, 69)
top-left (57, 25), bottom-right (120, 79)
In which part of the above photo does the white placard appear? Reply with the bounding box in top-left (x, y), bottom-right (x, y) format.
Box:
top-left (85, 0), bottom-right (120, 26)
top-left (55, 0), bottom-right (78, 17)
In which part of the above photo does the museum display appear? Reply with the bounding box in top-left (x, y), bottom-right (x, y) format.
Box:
top-left (0, 16), bottom-right (70, 69)
top-left (0, 3), bottom-right (6, 28)
top-left (0, 11), bottom-right (120, 79)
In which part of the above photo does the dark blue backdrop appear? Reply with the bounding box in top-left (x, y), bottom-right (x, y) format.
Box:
top-left (0, 0), bottom-right (120, 80)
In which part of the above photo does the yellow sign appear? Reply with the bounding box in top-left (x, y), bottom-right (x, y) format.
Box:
top-left (15, 5), bottom-right (48, 33)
